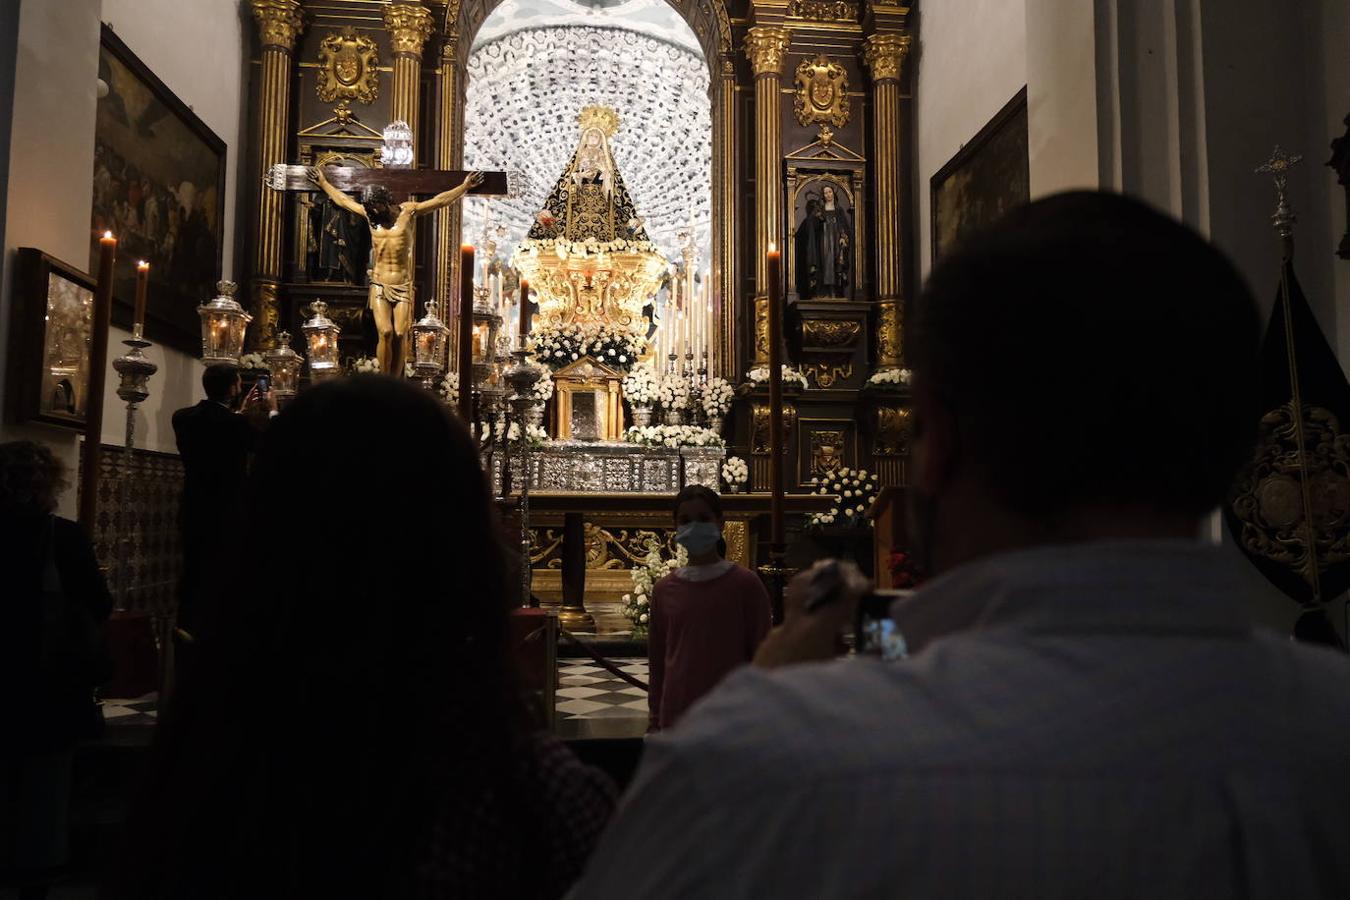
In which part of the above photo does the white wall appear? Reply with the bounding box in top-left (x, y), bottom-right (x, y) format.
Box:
top-left (0, 0), bottom-right (248, 516)
top-left (99, 0), bottom-right (249, 453)
top-left (912, 0), bottom-right (1027, 279)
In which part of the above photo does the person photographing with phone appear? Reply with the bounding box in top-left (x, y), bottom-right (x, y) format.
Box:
top-left (646, 486), bottom-right (771, 732)
top-left (170, 365), bottom-right (276, 685)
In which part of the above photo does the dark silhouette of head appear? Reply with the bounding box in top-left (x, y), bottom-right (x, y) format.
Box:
top-left (908, 191), bottom-right (1260, 574)
top-left (673, 483), bottom-right (723, 526)
top-left (0, 440), bottom-right (68, 515)
top-left (201, 363), bottom-right (241, 404)
top-left (361, 183), bottom-right (397, 228)
top-left (120, 376), bottom-right (518, 898)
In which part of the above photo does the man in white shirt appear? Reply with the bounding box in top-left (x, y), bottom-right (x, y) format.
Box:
top-left (571, 192), bottom-right (1350, 899)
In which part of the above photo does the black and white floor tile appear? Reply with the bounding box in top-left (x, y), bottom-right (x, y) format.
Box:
top-left (556, 658), bottom-right (649, 720)
top-left (100, 692), bottom-right (159, 727)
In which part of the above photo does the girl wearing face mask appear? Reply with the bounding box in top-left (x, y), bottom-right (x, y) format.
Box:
top-left (647, 485), bottom-right (772, 732)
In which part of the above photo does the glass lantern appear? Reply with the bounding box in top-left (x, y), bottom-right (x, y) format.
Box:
top-left (264, 330), bottom-right (304, 401)
top-left (302, 301), bottom-right (342, 382)
top-left (409, 301), bottom-right (449, 387)
top-left (197, 280), bottom-right (252, 366)
top-left (381, 120), bottom-right (414, 168)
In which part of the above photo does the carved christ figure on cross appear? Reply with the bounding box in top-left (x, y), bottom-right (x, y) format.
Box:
top-left (306, 166), bottom-right (483, 376)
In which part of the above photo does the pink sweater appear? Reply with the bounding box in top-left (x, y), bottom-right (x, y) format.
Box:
top-left (647, 563), bottom-right (772, 731)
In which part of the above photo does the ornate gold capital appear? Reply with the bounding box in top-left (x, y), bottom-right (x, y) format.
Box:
top-left (862, 33), bottom-right (911, 82)
top-left (384, 2), bottom-right (435, 58)
top-left (251, 0), bottom-right (304, 52)
top-left (744, 26), bottom-right (792, 78)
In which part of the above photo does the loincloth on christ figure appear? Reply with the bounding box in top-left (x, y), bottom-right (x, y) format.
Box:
top-left (368, 277), bottom-right (412, 309)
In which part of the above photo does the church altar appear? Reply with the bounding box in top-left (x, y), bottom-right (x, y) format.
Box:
top-left (495, 441), bottom-right (722, 493)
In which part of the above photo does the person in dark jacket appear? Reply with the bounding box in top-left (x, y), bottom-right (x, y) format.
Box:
top-left (0, 440), bottom-right (112, 900)
top-left (171, 364), bottom-right (272, 648)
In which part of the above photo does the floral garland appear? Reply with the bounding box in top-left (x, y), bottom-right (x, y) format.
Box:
top-left (621, 365), bottom-right (659, 405)
top-left (517, 236), bottom-right (661, 259)
top-left (702, 377), bottom-right (734, 418)
top-left (525, 369), bottom-right (554, 403)
top-left (808, 466), bottom-right (880, 528)
top-left (721, 455), bottom-right (748, 489)
top-left (623, 424), bottom-right (725, 449)
top-left (657, 373), bottom-right (692, 411)
top-left (531, 322), bottom-right (645, 372)
top-left (621, 535), bottom-right (687, 637)
top-left (746, 364), bottom-right (808, 389)
top-left (865, 368), bottom-right (913, 388)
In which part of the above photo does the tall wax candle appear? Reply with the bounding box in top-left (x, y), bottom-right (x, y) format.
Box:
top-left (519, 278), bottom-right (531, 339)
top-left (766, 245), bottom-right (785, 545)
top-left (80, 232), bottom-right (117, 530)
top-left (133, 260), bottom-right (149, 332)
top-left (457, 243), bottom-right (475, 424)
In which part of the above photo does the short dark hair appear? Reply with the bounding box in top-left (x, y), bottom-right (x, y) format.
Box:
top-left (912, 191), bottom-right (1260, 519)
top-left (0, 439), bottom-right (68, 514)
top-left (202, 364), bottom-right (239, 402)
top-left (673, 484), bottom-right (723, 520)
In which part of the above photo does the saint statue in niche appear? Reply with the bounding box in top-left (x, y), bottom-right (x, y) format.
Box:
top-left (307, 196), bottom-right (371, 284)
top-left (793, 181), bottom-right (853, 300)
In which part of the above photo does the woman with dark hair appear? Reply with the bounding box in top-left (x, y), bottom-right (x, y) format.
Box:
top-left (0, 441), bottom-right (112, 900)
top-left (117, 377), bottom-right (614, 899)
top-left (647, 485), bottom-right (772, 731)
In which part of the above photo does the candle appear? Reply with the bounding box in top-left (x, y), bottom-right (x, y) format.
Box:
top-left (80, 231), bottom-right (117, 530)
top-left (457, 243), bottom-right (475, 424)
top-left (766, 244), bottom-right (785, 545)
top-left (133, 260), bottom-right (149, 332)
top-left (519, 278), bottom-right (532, 339)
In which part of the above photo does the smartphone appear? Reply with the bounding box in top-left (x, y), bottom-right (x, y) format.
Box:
top-left (256, 374), bottom-right (271, 393)
top-left (855, 589), bottom-right (909, 660)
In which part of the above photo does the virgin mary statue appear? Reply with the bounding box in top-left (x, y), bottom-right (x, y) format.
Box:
top-left (527, 106), bottom-right (652, 246)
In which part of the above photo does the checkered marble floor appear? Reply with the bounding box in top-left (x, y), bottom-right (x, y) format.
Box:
top-left (556, 657), bottom-right (649, 721)
top-left (100, 692), bottom-right (159, 727)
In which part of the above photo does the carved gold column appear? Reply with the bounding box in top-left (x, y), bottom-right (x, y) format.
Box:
top-left (712, 55), bottom-right (739, 379)
top-left (436, 38), bottom-right (465, 369)
top-left (863, 32), bottom-right (910, 371)
top-left (744, 25), bottom-right (791, 366)
top-left (249, 0), bottom-right (304, 347)
top-left (384, 2), bottom-right (434, 152)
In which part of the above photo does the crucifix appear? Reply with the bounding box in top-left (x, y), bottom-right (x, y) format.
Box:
top-left (265, 160), bottom-right (509, 377)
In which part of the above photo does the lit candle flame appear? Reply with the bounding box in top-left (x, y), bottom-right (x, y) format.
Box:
top-left (137, 260), bottom-right (149, 270)
top-left (103, 231), bottom-right (114, 240)
top-left (768, 242), bottom-right (778, 254)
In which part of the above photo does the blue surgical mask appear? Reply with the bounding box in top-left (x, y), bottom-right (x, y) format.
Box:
top-left (675, 521), bottom-right (722, 555)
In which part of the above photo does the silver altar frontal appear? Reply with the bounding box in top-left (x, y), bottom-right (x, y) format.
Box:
top-left (494, 442), bottom-right (724, 493)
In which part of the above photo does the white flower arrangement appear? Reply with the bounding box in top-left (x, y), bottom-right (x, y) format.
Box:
top-left (475, 419), bottom-right (548, 446)
top-left (437, 371), bottom-right (459, 406)
top-left (808, 466), bottom-right (881, 529)
top-left (349, 356), bottom-right (381, 375)
top-left (657, 373), bottom-right (692, 411)
top-left (702, 377), bottom-right (735, 418)
top-left (621, 365), bottom-right (660, 405)
top-left (526, 369), bottom-right (554, 403)
top-left (623, 424), bottom-right (725, 449)
top-left (746, 364), bottom-right (809, 389)
top-left (531, 322), bottom-right (645, 372)
top-left (621, 535), bottom-right (687, 635)
top-left (865, 368), bottom-right (913, 388)
top-left (239, 352), bottom-right (268, 371)
top-left (721, 455), bottom-right (749, 488)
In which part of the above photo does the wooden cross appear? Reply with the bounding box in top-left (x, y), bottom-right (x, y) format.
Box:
top-left (264, 164), bottom-right (509, 203)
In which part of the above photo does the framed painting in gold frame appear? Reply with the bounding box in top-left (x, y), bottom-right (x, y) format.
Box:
top-left (4, 248), bottom-right (98, 430)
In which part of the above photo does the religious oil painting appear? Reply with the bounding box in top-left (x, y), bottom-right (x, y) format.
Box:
top-left (790, 175), bottom-right (856, 301)
top-left (91, 25), bottom-right (226, 355)
top-left (931, 87), bottom-right (1029, 262)
top-left (5, 249), bottom-right (97, 430)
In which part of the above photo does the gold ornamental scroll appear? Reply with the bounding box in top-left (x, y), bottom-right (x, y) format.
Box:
top-left (745, 25), bottom-right (791, 366)
top-left (863, 32), bottom-right (911, 371)
top-left (249, 0), bottom-right (305, 348)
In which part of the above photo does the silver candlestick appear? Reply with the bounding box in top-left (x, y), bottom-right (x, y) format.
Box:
top-left (111, 324), bottom-right (158, 609)
top-left (504, 347), bottom-right (542, 607)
